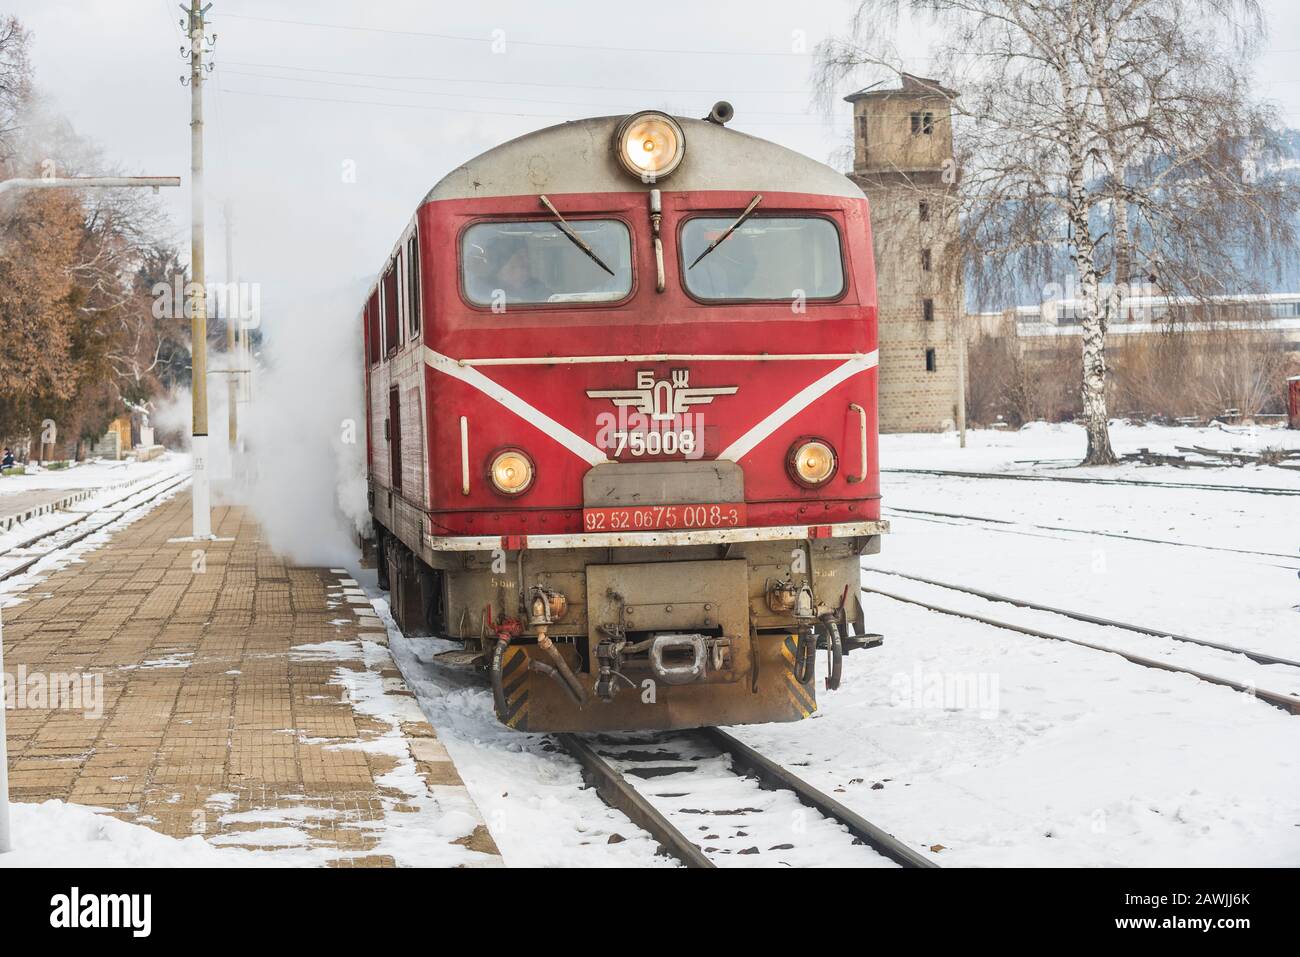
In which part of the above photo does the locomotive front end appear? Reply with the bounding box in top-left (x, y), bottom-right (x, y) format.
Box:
top-left (365, 107), bottom-right (884, 733)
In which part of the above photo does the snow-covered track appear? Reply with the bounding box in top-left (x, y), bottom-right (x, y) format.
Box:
top-left (0, 473), bottom-right (185, 559)
top-left (558, 728), bottom-right (936, 868)
top-left (864, 568), bottom-right (1300, 669)
top-left (557, 732), bottom-right (714, 868)
top-left (0, 475), bottom-right (190, 583)
top-left (882, 467), bottom-right (1300, 497)
top-left (862, 583), bottom-right (1300, 715)
top-left (883, 505), bottom-right (1300, 566)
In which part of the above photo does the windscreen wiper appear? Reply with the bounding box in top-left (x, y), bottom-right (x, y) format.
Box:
top-left (538, 195), bottom-right (615, 276)
top-left (689, 194), bottom-right (762, 269)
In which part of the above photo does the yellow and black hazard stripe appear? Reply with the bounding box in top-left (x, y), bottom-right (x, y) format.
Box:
top-left (498, 645), bottom-right (531, 731)
top-left (781, 634), bottom-right (817, 719)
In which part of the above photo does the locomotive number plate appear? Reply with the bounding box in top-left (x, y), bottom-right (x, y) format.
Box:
top-left (583, 503), bottom-right (746, 532)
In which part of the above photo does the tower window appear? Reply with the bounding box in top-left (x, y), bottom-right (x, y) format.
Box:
top-left (921, 248), bottom-right (932, 272)
top-left (925, 348), bottom-right (937, 372)
top-left (923, 298), bottom-right (935, 322)
top-left (919, 200), bottom-right (930, 222)
top-left (910, 111), bottom-right (934, 135)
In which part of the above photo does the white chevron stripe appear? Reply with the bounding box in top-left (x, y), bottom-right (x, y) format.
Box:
top-left (717, 351), bottom-right (878, 462)
top-left (424, 347), bottom-right (610, 466)
top-left (425, 346), bottom-right (876, 469)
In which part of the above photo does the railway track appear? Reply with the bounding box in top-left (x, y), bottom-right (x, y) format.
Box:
top-left (0, 474), bottom-right (190, 584)
top-left (864, 568), bottom-right (1300, 669)
top-left (558, 728), bottom-right (937, 869)
top-left (882, 505), bottom-right (1300, 566)
top-left (860, 577), bottom-right (1300, 716)
top-left (882, 467), bottom-right (1300, 497)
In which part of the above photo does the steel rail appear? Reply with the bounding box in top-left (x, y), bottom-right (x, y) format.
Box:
top-left (881, 467), bottom-right (1300, 497)
top-left (862, 586), bottom-right (1300, 716)
top-left (700, 727), bottom-right (938, 868)
top-left (0, 477), bottom-right (190, 584)
top-left (883, 505), bottom-right (1300, 563)
top-left (557, 732), bottom-right (715, 868)
top-left (863, 569), bottom-right (1300, 669)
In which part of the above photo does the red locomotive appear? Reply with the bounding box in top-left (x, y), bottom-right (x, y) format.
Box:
top-left (363, 104), bottom-right (885, 732)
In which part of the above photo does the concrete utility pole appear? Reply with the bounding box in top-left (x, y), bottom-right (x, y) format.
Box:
top-left (185, 0), bottom-right (215, 539)
top-left (224, 199), bottom-right (237, 459)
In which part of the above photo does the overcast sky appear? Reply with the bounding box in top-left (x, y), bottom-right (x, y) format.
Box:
top-left (9, 0), bottom-right (1300, 318)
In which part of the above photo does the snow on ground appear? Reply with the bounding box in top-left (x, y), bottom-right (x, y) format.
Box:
top-left (732, 595), bottom-right (1300, 866)
top-left (284, 627), bottom-right (495, 868)
top-left (878, 424), bottom-right (1300, 663)
top-left (379, 422), bottom-right (1300, 867)
top-left (0, 453), bottom-right (191, 554)
top-left (0, 455), bottom-right (186, 496)
top-left (0, 800), bottom-right (320, 867)
top-left (883, 420), bottom-right (1300, 489)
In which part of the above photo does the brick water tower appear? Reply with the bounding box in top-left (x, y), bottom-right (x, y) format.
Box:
top-left (846, 74), bottom-right (965, 434)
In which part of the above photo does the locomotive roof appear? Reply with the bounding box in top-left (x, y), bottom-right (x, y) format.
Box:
top-left (422, 114), bottom-right (865, 203)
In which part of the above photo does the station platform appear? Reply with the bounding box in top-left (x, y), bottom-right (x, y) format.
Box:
top-left (1, 490), bottom-right (501, 867)
top-left (0, 487), bottom-right (95, 533)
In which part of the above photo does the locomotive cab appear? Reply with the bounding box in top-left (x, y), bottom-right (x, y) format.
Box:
top-left (364, 106), bottom-right (885, 733)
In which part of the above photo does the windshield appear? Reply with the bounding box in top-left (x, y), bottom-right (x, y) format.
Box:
top-left (462, 220), bottom-right (633, 306)
top-left (680, 216), bottom-right (844, 301)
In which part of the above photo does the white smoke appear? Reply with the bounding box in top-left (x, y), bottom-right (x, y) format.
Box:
top-left (214, 278), bottom-right (371, 567)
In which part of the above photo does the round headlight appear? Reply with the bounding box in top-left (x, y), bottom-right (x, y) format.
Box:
top-left (614, 112), bottom-right (685, 180)
top-left (787, 439), bottom-right (837, 487)
top-left (488, 449), bottom-right (534, 496)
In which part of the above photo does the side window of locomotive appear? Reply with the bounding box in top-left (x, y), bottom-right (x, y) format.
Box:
top-left (407, 234), bottom-right (421, 336)
top-left (460, 220), bottom-right (632, 307)
top-left (367, 291), bottom-right (381, 364)
top-left (382, 260), bottom-right (400, 353)
top-left (680, 216), bottom-right (845, 302)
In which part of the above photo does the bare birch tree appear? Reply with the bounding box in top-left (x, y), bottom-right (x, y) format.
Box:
top-left (0, 16), bottom-right (30, 167)
top-left (818, 0), bottom-right (1297, 464)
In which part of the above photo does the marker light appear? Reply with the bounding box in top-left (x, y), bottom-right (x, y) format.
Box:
top-left (488, 449), bottom-right (535, 496)
top-left (615, 112), bottom-right (686, 180)
top-left (787, 439), bottom-right (837, 487)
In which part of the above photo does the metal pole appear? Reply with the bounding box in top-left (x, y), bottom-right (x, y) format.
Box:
top-left (188, 0), bottom-right (212, 538)
top-left (0, 176), bottom-right (180, 195)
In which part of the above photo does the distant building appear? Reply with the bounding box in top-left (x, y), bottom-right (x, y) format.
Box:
top-left (984, 290), bottom-right (1300, 356)
top-left (845, 74), bottom-right (966, 433)
top-left (965, 292), bottom-right (1300, 424)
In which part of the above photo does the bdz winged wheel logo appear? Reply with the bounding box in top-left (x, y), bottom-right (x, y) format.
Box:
top-left (587, 369), bottom-right (738, 421)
